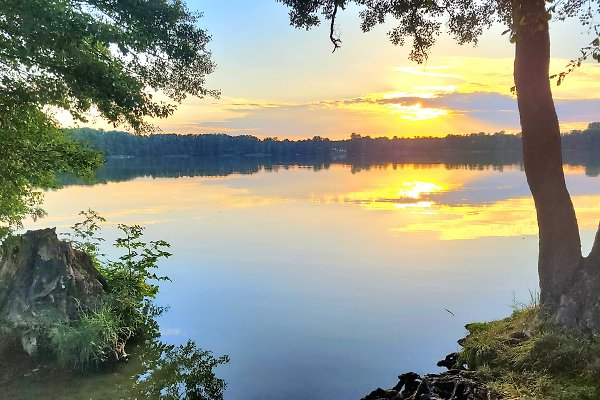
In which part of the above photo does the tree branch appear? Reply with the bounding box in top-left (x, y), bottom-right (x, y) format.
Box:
top-left (330, 1), bottom-right (342, 53)
top-left (550, 25), bottom-right (600, 87)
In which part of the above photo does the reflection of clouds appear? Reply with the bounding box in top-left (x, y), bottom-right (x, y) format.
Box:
top-left (24, 179), bottom-right (290, 230)
top-left (25, 164), bottom-right (600, 244)
top-left (207, 193), bottom-right (287, 209)
top-left (308, 169), bottom-right (600, 241)
top-left (33, 207), bottom-right (169, 226)
top-left (393, 195), bottom-right (600, 240)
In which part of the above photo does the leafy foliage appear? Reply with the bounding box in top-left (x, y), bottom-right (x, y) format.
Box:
top-left (0, 105), bottom-right (102, 239)
top-left (42, 212), bottom-right (229, 399)
top-left (49, 213), bottom-right (171, 370)
top-left (102, 223), bottom-right (172, 336)
top-left (0, 0), bottom-right (218, 239)
top-left (277, 0), bottom-right (598, 65)
top-left (68, 124), bottom-right (599, 158)
top-left (0, 0), bottom-right (218, 132)
top-left (67, 209), bottom-right (106, 257)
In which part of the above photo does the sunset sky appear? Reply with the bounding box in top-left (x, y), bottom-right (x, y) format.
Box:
top-left (71, 1), bottom-right (600, 139)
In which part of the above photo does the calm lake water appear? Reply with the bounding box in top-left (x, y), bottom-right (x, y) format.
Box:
top-left (12, 156), bottom-right (600, 399)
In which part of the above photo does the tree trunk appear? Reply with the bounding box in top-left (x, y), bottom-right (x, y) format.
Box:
top-left (514, 0), bottom-right (600, 332)
top-left (513, 0), bottom-right (583, 311)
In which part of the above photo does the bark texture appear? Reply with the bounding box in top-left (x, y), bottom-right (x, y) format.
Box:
top-left (0, 228), bottom-right (106, 355)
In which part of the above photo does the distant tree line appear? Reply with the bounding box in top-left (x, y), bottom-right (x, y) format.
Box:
top-left (68, 123), bottom-right (600, 159)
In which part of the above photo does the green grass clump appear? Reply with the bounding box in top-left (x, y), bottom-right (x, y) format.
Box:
top-left (48, 302), bottom-right (124, 370)
top-left (458, 306), bottom-right (600, 399)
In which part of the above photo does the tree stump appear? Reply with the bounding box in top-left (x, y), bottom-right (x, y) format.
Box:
top-left (0, 228), bottom-right (105, 355)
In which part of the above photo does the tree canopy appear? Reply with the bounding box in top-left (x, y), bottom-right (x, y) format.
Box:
top-left (278, 0), bottom-right (598, 65)
top-left (0, 103), bottom-right (101, 237)
top-left (1, 0), bottom-right (217, 132)
top-left (0, 0), bottom-right (217, 236)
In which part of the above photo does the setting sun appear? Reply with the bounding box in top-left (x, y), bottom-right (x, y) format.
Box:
top-left (391, 103), bottom-right (449, 121)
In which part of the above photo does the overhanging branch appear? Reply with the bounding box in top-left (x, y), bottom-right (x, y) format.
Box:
top-left (330, 1), bottom-right (342, 52)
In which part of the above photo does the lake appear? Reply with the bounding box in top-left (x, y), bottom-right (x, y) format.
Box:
top-left (11, 155), bottom-right (600, 399)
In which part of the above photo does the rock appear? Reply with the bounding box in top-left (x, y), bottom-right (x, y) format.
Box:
top-left (0, 228), bottom-right (106, 355)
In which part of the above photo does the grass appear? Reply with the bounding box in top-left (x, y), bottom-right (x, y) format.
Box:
top-left (457, 306), bottom-right (600, 399)
top-left (48, 302), bottom-right (125, 370)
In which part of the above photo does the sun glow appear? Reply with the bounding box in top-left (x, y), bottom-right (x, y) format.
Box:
top-left (383, 91), bottom-right (437, 99)
top-left (392, 194), bottom-right (600, 241)
top-left (397, 181), bottom-right (445, 199)
top-left (390, 103), bottom-right (449, 121)
top-left (312, 179), bottom-right (456, 211)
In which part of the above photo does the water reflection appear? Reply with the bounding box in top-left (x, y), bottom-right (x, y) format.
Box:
top-left (391, 195), bottom-right (600, 240)
top-left (123, 339), bottom-right (229, 399)
top-left (1, 334), bottom-right (228, 400)
top-left (16, 154), bottom-right (600, 399)
top-left (313, 178), bottom-right (458, 211)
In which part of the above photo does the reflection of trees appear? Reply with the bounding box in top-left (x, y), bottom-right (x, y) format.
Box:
top-left (56, 150), bottom-right (600, 187)
top-left (0, 310), bottom-right (228, 400)
top-left (60, 156), bottom-right (334, 185)
top-left (66, 126), bottom-right (600, 181)
top-left (122, 338), bottom-right (229, 400)
top-left (346, 152), bottom-right (524, 174)
top-left (563, 152), bottom-right (600, 177)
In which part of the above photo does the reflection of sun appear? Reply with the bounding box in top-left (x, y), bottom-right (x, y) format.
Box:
top-left (394, 201), bottom-right (435, 209)
top-left (398, 181), bottom-right (444, 199)
top-left (311, 180), bottom-right (452, 211)
top-left (390, 103), bottom-right (448, 121)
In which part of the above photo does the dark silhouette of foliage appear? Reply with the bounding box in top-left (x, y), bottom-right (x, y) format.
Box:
top-left (69, 124), bottom-right (600, 160)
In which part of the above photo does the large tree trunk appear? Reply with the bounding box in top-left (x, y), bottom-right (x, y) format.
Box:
top-left (513, 0), bottom-right (583, 312)
top-left (514, 0), bottom-right (600, 332)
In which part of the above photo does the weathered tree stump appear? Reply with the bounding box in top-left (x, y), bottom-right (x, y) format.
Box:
top-left (0, 228), bottom-right (106, 355)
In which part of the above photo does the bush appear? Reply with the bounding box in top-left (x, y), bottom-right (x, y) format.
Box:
top-left (29, 211), bottom-right (230, 398)
top-left (46, 211), bottom-right (172, 370)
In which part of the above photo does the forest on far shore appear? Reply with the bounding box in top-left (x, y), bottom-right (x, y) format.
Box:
top-left (69, 122), bottom-right (600, 158)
